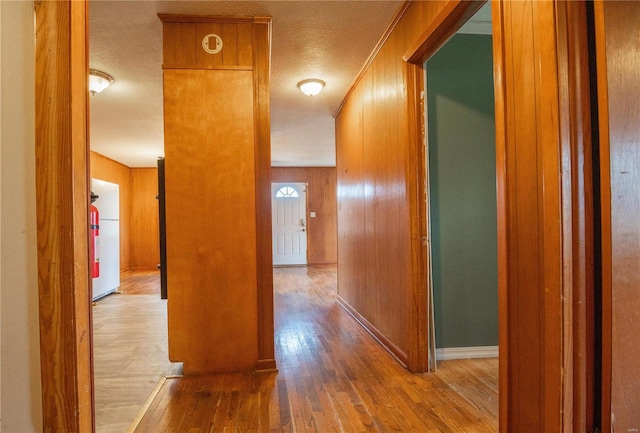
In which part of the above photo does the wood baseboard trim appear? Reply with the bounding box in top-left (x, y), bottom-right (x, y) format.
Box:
top-left (336, 296), bottom-right (409, 368)
top-left (255, 359), bottom-right (277, 373)
top-left (435, 346), bottom-right (499, 361)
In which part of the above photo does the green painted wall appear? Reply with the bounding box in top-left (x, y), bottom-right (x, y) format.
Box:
top-left (426, 33), bottom-right (498, 348)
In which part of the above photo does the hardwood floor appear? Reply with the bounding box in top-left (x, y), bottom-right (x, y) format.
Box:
top-left (132, 265), bottom-right (498, 432)
top-left (117, 269), bottom-right (161, 295)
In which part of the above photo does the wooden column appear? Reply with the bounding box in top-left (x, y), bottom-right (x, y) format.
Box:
top-left (159, 15), bottom-right (274, 374)
top-left (35, 0), bottom-right (94, 431)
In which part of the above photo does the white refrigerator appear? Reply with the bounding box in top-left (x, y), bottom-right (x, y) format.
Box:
top-left (91, 178), bottom-right (120, 300)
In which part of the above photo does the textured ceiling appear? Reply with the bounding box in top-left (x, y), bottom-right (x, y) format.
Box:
top-left (88, 1), bottom-right (404, 168)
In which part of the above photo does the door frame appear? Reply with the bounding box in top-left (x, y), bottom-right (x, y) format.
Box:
top-left (403, 0), bottom-right (594, 431)
top-left (34, 1), bottom-right (94, 431)
top-left (271, 182), bottom-right (309, 266)
top-left (35, 0), bottom-right (596, 430)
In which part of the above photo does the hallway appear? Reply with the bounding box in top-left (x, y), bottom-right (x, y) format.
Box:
top-left (128, 266), bottom-right (497, 432)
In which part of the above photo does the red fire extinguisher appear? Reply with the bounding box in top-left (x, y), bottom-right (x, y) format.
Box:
top-left (90, 203), bottom-right (100, 278)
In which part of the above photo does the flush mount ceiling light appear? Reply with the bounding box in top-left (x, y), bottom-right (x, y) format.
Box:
top-left (89, 69), bottom-right (114, 95)
top-left (297, 78), bottom-right (325, 96)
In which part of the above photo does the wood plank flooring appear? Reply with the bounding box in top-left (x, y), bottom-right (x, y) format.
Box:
top-left (132, 265), bottom-right (498, 432)
top-left (117, 269), bottom-right (161, 295)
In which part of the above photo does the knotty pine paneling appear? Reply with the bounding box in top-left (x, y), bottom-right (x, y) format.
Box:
top-left (335, 0), bottom-right (450, 369)
top-left (90, 151), bottom-right (132, 271)
top-left (130, 168), bottom-right (160, 270)
top-left (271, 167), bottom-right (337, 265)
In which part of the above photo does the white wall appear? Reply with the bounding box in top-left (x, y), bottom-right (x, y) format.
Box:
top-left (0, 2), bottom-right (43, 431)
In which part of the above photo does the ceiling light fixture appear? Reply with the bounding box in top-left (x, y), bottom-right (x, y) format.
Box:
top-left (89, 69), bottom-right (114, 95)
top-left (297, 78), bottom-right (325, 96)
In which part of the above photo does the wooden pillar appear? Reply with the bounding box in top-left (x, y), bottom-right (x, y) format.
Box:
top-left (159, 15), bottom-right (274, 374)
top-left (34, 0), bottom-right (94, 431)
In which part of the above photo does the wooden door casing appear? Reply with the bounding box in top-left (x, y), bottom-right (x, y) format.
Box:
top-left (492, 1), bottom-right (594, 431)
top-left (35, 1), bottom-right (95, 431)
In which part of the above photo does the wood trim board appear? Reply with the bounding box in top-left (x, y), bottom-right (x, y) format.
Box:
top-left (35, 0), bottom-right (95, 431)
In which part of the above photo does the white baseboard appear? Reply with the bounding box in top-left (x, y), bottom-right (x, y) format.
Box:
top-left (435, 346), bottom-right (499, 361)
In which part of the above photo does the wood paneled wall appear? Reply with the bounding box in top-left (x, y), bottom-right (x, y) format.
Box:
top-left (130, 168), bottom-right (160, 270)
top-left (90, 152), bottom-right (132, 271)
top-left (271, 167), bottom-right (337, 265)
top-left (595, 1), bottom-right (640, 430)
top-left (493, 2), bottom-right (595, 431)
top-left (162, 19), bottom-right (253, 69)
top-left (90, 154), bottom-right (160, 271)
top-left (336, 0), bottom-right (594, 431)
top-left (336, 0), bottom-right (451, 372)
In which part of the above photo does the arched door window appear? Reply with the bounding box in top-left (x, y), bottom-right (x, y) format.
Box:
top-left (275, 186), bottom-right (299, 198)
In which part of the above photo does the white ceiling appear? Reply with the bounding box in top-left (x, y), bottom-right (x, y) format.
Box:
top-left (88, 1), bottom-right (404, 168)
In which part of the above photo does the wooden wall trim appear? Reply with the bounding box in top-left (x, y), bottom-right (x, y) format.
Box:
top-left (35, 1), bottom-right (94, 431)
top-left (158, 14), bottom-right (256, 24)
top-left (491, 2), bottom-right (510, 430)
top-left (403, 0), bottom-right (484, 63)
top-left (404, 62), bottom-right (428, 372)
top-left (562, 2), bottom-right (595, 430)
top-left (492, 2), bottom-right (512, 433)
top-left (334, 1), bottom-right (411, 117)
top-left (253, 18), bottom-right (276, 372)
top-left (162, 65), bottom-right (253, 71)
top-left (91, 150), bottom-right (129, 170)
top-left (336, 296), bottom-right (409, 368)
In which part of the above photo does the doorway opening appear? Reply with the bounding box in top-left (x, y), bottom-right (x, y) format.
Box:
top-left (423, 6), bottom-right (498, 368)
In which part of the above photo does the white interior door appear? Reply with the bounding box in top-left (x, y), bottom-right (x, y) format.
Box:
top-left (272, 182), bottom-right (307, 265)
